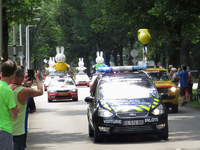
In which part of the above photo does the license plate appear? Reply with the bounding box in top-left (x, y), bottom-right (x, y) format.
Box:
top-left (59, 93), bottom-right (68, 96)
top-left (81, 82), bottom-right (85, 84)
top-left (124, 120), bottom-right (144, 126)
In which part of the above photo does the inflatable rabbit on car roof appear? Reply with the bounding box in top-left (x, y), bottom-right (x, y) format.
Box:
top-left (76, 58), bottom-right (86, 73)
top-left (53, 47), bottom-right (70, 72)
top-left (93, 51), bottom-right (107, 70)
top-left (47, 57), bottom-right (56, 72)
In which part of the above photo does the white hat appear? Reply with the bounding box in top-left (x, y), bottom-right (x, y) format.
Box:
top-left (171, 67), bottom-right (177, 71)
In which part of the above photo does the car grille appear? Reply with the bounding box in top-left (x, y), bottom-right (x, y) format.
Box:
top-left (116, 112), bottom-right (148, 118)
top-left (157, 88), bottom-right (169, 93)
top-left (113, 125), bottom-right (153, 132)
top-left (57, 90), bottom-right (70, 93)
top-left (55, 95), bottom-right (71, 98)
top-left (168, 95), bottom-right (176, 99)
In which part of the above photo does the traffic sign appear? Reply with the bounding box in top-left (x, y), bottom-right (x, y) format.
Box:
top-left (130, 49), bottom-right (138, 57)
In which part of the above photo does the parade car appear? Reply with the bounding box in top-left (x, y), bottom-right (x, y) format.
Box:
top-left (75, 74), bottom-right (90, 87)
top-left (47, 78), bottom-right (78, 102)
top-left (85, 66), bottom-right (168, 143)
top-left (145, 68), bottom-right (179, 113)
top-left (44, 76), bottom-right (56, 91)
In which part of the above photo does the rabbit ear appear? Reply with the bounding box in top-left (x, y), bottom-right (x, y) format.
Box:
top-left (56, 47), bottom-right (59, 54)
top-left (100, 51), bottom-right (103, 57)
top-left (61, 47), bottom-right (64, 54)
top-left (82, 58), bottom-right (83, 62)
top-left (53, 57), bottom-right (54, 61)
top-left (97, 51), bottom-right (99, 57)
top-left (79, 58), bottom-right (81, 62)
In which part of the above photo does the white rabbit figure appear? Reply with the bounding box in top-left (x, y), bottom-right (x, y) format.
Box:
top-left (53, 47), bottom-right (69, 71)
top-left (48, 57), bottom-right (56, 72)
top-left (49, 57), bottom-right (55, 68)
top-left (76, 58), bottom-right (86, 72)
top-left (93, 51), bottom-right (106, 70)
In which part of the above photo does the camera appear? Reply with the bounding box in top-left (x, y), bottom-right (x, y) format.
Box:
top-left (28, 69), bottom-right (36, 81)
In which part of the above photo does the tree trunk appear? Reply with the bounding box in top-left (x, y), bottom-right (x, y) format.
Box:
top-left (152, 53), bottom-right (161, 65)
top-left (105, 52), bottom-right (111, 67)
top-left (85, 51), bottom-right (91, 77)
top-left (118, 45), bottom-right (123, 66)
top-left (128, 38), bottom-right (134, 65)
top-left (113, 48), bottom-right (118, 66)
top-left (185, 41), bottom-right (191, 67)
top-left (2, 7), bottom-right (9, 62)
top-left (168, 22), bottom-right (182, 69)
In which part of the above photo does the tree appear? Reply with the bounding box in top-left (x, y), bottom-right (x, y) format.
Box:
top-left (2, 0), bottom-right (43, 62)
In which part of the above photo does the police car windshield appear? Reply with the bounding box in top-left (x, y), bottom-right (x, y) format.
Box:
top-left (146, 71), bottom-right (171, 81)
top-left (99, 78), bottom-right (157, 100)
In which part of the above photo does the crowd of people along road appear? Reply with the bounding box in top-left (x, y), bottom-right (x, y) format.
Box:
top-left (155, 62), bottom-right (193, 107)
top-left (168, 64), bottom-right (194, 107)
top-left (0, 60), bottom-right (43, 150)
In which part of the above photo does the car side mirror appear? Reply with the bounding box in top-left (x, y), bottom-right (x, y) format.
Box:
top-left (85, 96), bottom-right (94, 103)
top-left (160, 93), bottom-right (169, 100)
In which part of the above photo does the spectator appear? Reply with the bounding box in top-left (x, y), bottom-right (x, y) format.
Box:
top-left (0, 60), bottom-right (20, 150)
top-left (171, 68), bottom-right (179, 87)
top-left (178, 65), bottom-right (188, 107)
top-left (154, 62), bottom-right (162, 68)
top-left (24, 97), bottom-right (36, 148)
top-left (9, 66), bottom-right (43, 150)
top-left (169, 65), bottom-right (173, 77)
top-left (186, 66), bottom-right (193, 101)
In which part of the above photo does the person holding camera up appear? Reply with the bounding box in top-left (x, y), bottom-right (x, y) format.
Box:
top-left (9, 66), bottom-right (43, 150)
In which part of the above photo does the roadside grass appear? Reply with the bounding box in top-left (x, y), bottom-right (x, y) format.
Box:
top-left (178, 89), bottom-right (200, 107)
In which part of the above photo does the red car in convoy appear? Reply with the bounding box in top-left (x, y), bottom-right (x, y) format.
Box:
top-left (47, 78), bottom-right (78, 102)
top-left (75, 74), bottom-right (90, 87)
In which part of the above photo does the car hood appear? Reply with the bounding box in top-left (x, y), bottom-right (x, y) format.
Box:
top-left (48, 85), bottom-right (76, 90)
top-left (153, 81), bottom-right (175, 88)
top-left (100, 98), bottom-right (160, 113)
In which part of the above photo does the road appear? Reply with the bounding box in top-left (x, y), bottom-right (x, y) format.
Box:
top-left (26, 86), bottom-right (200, 150)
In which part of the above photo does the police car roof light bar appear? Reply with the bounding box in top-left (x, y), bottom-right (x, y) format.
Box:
top-left (96, 65), bottom-right (147, 73)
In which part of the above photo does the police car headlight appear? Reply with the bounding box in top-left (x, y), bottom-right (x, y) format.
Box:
top-left (48, 90), bottom-right (56, 93)
top-left (152, 104), bottom-right (165, 115)
top-left (98, 107), bottom-right (113, 118)
top-left (71, 89), bottom-right (77, 92)
top-left (170, 87), bottom-right (176, 92)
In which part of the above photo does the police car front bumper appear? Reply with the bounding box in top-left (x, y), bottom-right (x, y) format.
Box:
top-left (94, 115), bottom-right (168, 137)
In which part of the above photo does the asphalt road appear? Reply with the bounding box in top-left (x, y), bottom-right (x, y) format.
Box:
top-left (26, 86), bottom-right (200, 150)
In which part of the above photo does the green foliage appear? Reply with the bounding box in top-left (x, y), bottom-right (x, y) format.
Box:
top-left (4, 0), bottom-right (200, 72)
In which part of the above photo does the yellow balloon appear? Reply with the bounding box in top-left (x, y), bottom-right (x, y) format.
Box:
top-left (138, 29), bottom-right (151, 44)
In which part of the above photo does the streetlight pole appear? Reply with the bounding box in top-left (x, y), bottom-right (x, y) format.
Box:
top-left (26, 25), bottom-right (30, 71)
top-left (19, 24), bottom-right (23, 66)
top-left (25, 18), bottom-right (40, 71)
top-left (13, 26), bottom-right (17, 62)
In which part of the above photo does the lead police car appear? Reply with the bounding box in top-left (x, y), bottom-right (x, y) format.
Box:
top-left (85, 66), bottom-right (168, 143)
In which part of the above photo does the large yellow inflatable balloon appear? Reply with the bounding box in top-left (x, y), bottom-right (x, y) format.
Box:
top-left (138, 29), bottom-right (151, 45)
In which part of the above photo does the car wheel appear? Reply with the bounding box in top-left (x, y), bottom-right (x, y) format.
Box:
top-left (73, 98), bottom-right (78, 101)
top-left (88, 124), bottom-right (94, 137)
top-left (158, 131), bottom-right (168, 140)
top-left (94, 129), bottom-right (104, 143)
top-left (158, 124), bottom-right (168, 140)
top-left (45, 89), bottom-right (47, 91)
top-left (48, 98), bottom-right (52, 102)
top-left (172, 104), bottom-right (178, 113)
